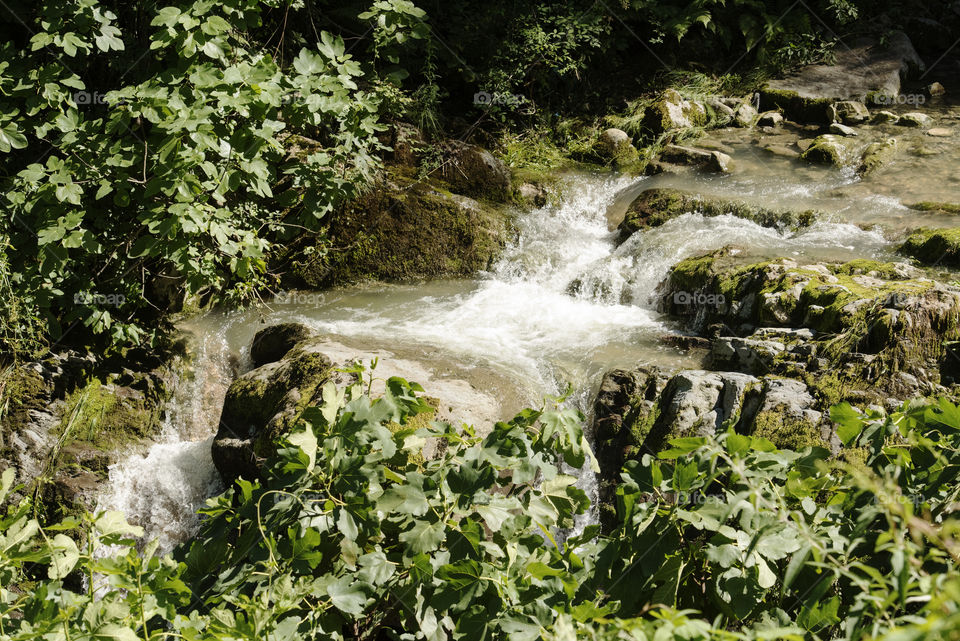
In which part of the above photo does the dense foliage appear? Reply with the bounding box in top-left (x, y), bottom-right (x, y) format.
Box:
top-left (2, 372), bottom-right (960, 639)
top-left (0, 0), bottom-right (394, 353)
top-left (0, 0), bottom-right (936, 358)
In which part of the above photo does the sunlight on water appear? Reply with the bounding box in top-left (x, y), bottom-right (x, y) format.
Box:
top-left (95, 166), bottom-right (907, 547)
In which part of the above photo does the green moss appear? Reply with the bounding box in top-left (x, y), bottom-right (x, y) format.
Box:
top-left (751, 409), bottom-right (825, 450)
top-left (255, 350), bottom-right (332, 451)
top-left (619, 189), bottom-right (819, 240)
top-left (385, 407), bottom-right (433, 468)
top-left (57, 378), bottom-right (161, 451)
top-left (800, 134), bottom-right (851, 167)
top-left (0, 367), bottom-right (46, 460)
top-left (898, 228), bottom-right (960, 268)
top-left (838, 446), bottom-right (870, 473)
top-left (643, 89), bottom-right (708, 133)
top-left (758, 88), bottom-right (833, 123)
top-left (627, 398), bottom-right (661, 450)
top-left (665, 251), bottom-right (960, 391)
top-left (907, 202), bottom-right (960, 214)
top-left (287, 172), bottom-right (513, 288)
top-left (857, 139), bottom-right (898, 177)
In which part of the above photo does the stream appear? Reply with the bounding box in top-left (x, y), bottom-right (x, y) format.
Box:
top-left (95, 116), bottom-right (950, 551)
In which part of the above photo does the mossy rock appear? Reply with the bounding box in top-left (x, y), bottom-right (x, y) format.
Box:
top-left (758, 88), bottom-right (833, 124)
top-left (898, 228), bottom-right (960, 267)
top-left (56, 378), bottom-right (163, 450)
top-left (660, 250), bottom-right (960, 391)
top-left (593, 129), bottom-right (640, 168)
top-left (643, 89), bottom-right (707, 134)
top-left (285, 171), bottom-right (512, 288)
top-left (0, 367), bottom-right (47, 461)
top-left (250, 323), bottom-right (317, 367)
top-left (906, 202), bottom-right (960, 214)
top-left (750, 409), bottom-right (826, 450)
top-left (857, 138), bottom-right (898, 176)
top-left (800, 134), bottom-right (854, 167)
top-left (618, 189), bottom-right (820, 241)
top-left (212, 347), bottom-right (333, 483)
top-left (442, 143), bottom-right (512, 201)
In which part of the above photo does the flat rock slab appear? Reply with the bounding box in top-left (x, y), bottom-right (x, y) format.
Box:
top-left (761, 32), bottom-right (924, 123)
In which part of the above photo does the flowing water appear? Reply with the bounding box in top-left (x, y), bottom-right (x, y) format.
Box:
top-left (96, 119), bottom-right (953, 548)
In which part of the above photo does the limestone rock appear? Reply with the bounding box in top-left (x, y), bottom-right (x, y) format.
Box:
top-left (733, 102), bottom-right (759, 127)
top-left (250, 323), bottom-right (317, 367)
top-left (829, 123), bottom-right (858, 136)
top-left (709, 336), bottom-right (785, 375)
top-left (618, 188), bottom-right (819, 241)
top-left (644, 89), bottom-right (707, 133)
top-left (757, 111), bottom-right (784, 127)
top-left (898, 112), bottom-right (933, 127)
top-left (760, 32), bottom-right (923, 122)
top-left (857, 138), bottom-right (899, 176)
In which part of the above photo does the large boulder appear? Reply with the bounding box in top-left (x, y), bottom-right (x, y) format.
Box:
top-left (212, 345), bottom-right (333, 483)
top-left (286, 172), bottom-right (511, 288)
top-left (898, 228), bottom-right (960, 267)
top-left (212, 335), bottom-right (519, 484)
top-left (644, 89), bottom-right (707, 134)
top-left (760, 32), bottom-right (924, 122)
top-left (658, 249), bottom-right (960, 395)
top-left (617, 188), bottom-right (820, 241)
top-left (443, 143), bottom-right (512, 201)
top-left (250, 322), bottom-right (317, 367)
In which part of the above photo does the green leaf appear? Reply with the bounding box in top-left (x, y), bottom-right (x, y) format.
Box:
top-left (398, 519), bottom-right (444, 554)
top-left (831, 403), bottom-right (864, 446)
top-left (377, 482), bottom-right (429, 516)
top-left (95, 510), bottom-right (144, 540)
top-left (47, 534), bottom-right (79, 579)
top-left (0, 124), bottom-right (28, 152)
top-left (288, 425), bottom-right (318, 472)
top-left (326, 577), bottom-right (370, 615)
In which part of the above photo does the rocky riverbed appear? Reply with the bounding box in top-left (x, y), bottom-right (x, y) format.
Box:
top-left (6, 28), bottom-right (960, 549)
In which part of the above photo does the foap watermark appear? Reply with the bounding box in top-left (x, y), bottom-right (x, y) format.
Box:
top-left (74, 292), bottom-right (125, 306)
top-left (473, 90), bottom-right (532, 112)
top-left (865, 93), bottom-right (926, 107)
top-left (673, 290), bottom-right (725, 308)
top-left (273, 291), bottom-right (325, 305)
top-left (73, 91), bottom-right (110, 106)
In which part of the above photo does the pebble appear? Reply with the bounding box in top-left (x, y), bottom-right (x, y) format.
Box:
top-left (927, 128), bottom-right (953, 137)
top-left (829, 123), bottom-right (858, 136)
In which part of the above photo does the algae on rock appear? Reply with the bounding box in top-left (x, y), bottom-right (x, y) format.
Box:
top-left (285, 170), bottom-right (513, 288)
top-left (898, 228), bottom-right (960, 268)
top-left (618, 188), bottom-right (820, 241)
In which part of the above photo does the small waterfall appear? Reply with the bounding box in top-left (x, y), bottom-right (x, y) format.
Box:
top-left (94, 329), bottom-right (232, 553)
top-left (92, 170), bottom-right (899, 547)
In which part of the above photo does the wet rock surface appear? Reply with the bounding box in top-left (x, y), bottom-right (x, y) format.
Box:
top-left (760, 32), bottom-right (924, 123)
top-left (617, 188), bottom-right (820, 240)
top-left (1, 348), bottom-right (183, 517)
top-left (212, 328), bottom-right (520, 484)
